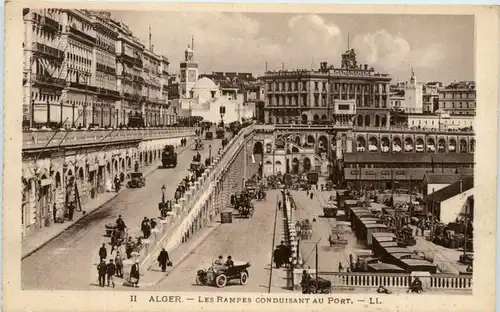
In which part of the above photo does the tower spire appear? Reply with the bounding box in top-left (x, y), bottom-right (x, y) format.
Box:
top-left (148, 25), bottom-right (152, 50)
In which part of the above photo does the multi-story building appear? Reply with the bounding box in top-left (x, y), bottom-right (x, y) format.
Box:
top-left (23, 9), bottom-right (66, 128)
top-left (24, 10), bottom-right (173, 128)
top-left (89, 11), bottom-right (120, 127)
top-left (143, 48), bottom-right (162, 126)
top-left (160, 56), bottom-right (176, 125)
top-left (388, 70), bottom-right (423, 114)
top-left (60, 9), bottom-right (97, 128)
top-left (113, 21), bottom-right (145, 125)
top-left (422, 82), bottom-right (442, 113)
top-left (262, 48), bottom-right (391, 127)
top-left (438, 81), bottom-right (476, 116)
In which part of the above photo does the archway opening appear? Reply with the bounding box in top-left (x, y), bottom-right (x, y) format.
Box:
top-left (301, 114), bottom-right (308, 124)
top-left (368, 137), bottom-right (378, 152)
top-left (438, 138), bottom-right (446, 152)
top-left (356, 136), bottom-right (366, 152)
top-left (427, 138), bottom-right (436, 152)
top-left (294, 136), bottom-right (301, 146)
top-left (318, 135), bottom-right (328, 153)
top-left (449, 139), bottom-right (457, 152)
top-left (365, 115), bottom-right (371, 127)
top-left (405, 137), bottom-right (414, 152)
top-left (416, 138), bottom-right (424, 152)
top-left (375, 115), bottom-right (380, 127)
top-left (303, 157), bottom-right (311, 172)
top-left (470, 139), bottom-right (475, 152)
top-left (307, 135), bottom-right (315, 146)
top-left (313, 115), bottom-right (320, 123)
top-left (459, 139), bottom-right (467, 153)
top-left (381, 137), bottom-right (390, 152)
top-left (291, 146), bottom-right (299, 153)
top-left (357, 115), bottom-right (363, 126)
top-left (291, 158), bottom-right (299, 174)
top-left (393, 137), bottom-right (402, 152)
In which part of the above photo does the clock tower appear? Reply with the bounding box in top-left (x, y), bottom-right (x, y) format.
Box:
top-left (180, 36), bottom-right (199, 98)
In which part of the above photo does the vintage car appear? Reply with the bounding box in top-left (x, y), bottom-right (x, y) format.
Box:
top-left (302, 276), bottom-right (332, 294)
top-left (205, 131), bottom-right (213, 140)
top-left (323, 204), bottom-right (338, 218)
top-left (196, 261), bottom-right (251, 288)
top-left (238, 204), bottom-right (254, 218)
top-left (127, 172), bottom-right (146, 188)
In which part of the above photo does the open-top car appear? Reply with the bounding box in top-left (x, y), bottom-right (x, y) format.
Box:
top-left (196, 261), bottom-right (251, 288)
top-left (127, 172), bottom-right (146, 188)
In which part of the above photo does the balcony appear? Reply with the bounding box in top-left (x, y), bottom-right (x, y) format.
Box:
top-left (68, 26), bottom-right (97, 45)
top-left (96, 87), bottom-right (120, 98)
top-left (40, 16), bottom-right (60, 33)
top-left (133, 58), bottom-right (143, 68)
top-left (33, 74), bottom-right (65, 88)
top-left (32, 43), bottom-right (64, 62)
top-left (96, 63), bottom-right (116, 75)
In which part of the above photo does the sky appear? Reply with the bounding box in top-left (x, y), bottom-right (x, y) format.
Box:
top-left (111, 11), bottom-right (474, 84)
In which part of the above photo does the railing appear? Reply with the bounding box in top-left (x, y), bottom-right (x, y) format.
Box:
top-left (314, 272), bottom-right (472, 291)
top-left (252, 124), bottom-right (475, 135)
top-left (136, 125), bottom-right (254, 270)
top-left (22, 127), bottom-right (196, 149)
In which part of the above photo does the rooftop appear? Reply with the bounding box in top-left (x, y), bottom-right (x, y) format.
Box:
top-left (344, 152), bottom-right (475, 164)
top-left (423, 172), bottom-right (473, 185)
top-left (425, 176), bottom-right (474, 204)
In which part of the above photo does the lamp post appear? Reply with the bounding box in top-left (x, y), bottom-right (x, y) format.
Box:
top-left (219, 105), bottom-right (226, 127)
top-left (161, 184), bottom-right (166, 205)
top-left (46, 99), bottom-right (51, 129)
top-left (209, 145), bottom-right (212, 163)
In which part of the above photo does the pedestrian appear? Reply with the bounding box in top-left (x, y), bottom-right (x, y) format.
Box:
top-left (157, 248), bottom-right (170, 272)
top-left (141, 217), bottom-right (151, 239)
top-left (126, 237), bottom-right (134, 259)
top-left (116, 215), bottom-right (126, 232)
top-left (52, 203), bottom-right (57, 222)
top-left (338, 262), bottom-right (344, 272)
top-left (115, 252), bottom-right (123, 278)
top-left (310, 192), bottom-right (314, 200)
top-left (273, 247), bottom-right (282, 268)
top-left (97, 259), bottom-right (107, 287)
top-left (99, 243), bottom-right (107, 262)
top-left (107, 259), bottom-right (116, 287)
top-left (130, 260), bottom-right (140, 287)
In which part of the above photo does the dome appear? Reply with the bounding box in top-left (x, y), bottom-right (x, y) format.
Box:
top-left (192, 77), bottom-right (218, 91)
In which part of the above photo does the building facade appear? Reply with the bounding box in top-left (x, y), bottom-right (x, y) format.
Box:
top-left (23, 9), bottom-right (66, 128)
top-left (422, 82), bottom-right (441, 113)
top-left (90, 11), bottom-right (120, 127)
top-left (23, 9), bottom-right (174, 129)
top-left (407, 113), bottom-right (474, 131)
top-left (389, 70), bottom-right (423, 114)
top-left (438, 81), bottom-right (476, 116)
top-left (262, 49), bottom-right (391, 128)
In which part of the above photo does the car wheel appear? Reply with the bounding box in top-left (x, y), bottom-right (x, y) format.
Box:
top-left (307, 285), bottom-right (317, 294)
top-left (240, 272), bottom-right (248, 285)
top-left (216, 274), bottom-right (227, 288)
top-left (195, 275), bottom-right (205, 286)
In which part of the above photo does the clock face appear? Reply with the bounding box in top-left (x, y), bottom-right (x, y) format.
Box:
top-left (188, 70), bottom-right (196, 82)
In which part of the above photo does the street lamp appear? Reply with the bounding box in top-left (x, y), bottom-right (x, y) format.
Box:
top-left (209, 145), bottom-right (212, 163)
top-left (219, 105), bottom-right (226, 126)
top-left (161, 184), bottom-right (166, 204)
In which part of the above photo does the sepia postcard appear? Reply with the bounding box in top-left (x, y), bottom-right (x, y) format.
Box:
top-left (3, 1), bottom-right (499, 312)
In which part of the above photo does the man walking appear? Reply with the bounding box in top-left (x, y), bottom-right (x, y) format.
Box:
top-left (141, 217), bottom-right (151, 239)
top-left (115, 252), bottom-right (123, 278)
top-left (130, 260), bottom-right (140, 288)
top-left (97, 259), bottom-right (107, 287)
top-left (107, 259), bottom-right (116, 287)
top-left (157, 248), bottom-right (170, 272)
top-left (99, 243), bottom-right (107, 262)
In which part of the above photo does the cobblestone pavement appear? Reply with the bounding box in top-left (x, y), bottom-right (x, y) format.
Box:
top-left (21, 138), bottom-right (222, 290)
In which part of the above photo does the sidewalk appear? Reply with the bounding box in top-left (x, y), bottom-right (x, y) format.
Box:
top-left (21, 138), bottom-right (194, 259)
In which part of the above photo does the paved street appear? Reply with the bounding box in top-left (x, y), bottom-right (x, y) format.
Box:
top-left (152, 189), bottom-right (286, 293)
top-left (21, 137), bottom-right (222, 290)
top-left (291, 187), bottom-right (361, 273)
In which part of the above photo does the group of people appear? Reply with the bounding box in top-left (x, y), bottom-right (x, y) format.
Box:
top-left (97, 243), bottom-right (125, 288)
top-left (180, 138), bottom-right (188, 147)
top-left (273, 241), bottom-right (292, 269)
top-left (140, 216), bottom-right (157, 239)
top-left (213, 255), bottom-right (234, 269)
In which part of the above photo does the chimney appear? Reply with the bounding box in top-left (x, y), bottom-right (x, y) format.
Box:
top-left (364, 64), bottom-right (368, 70)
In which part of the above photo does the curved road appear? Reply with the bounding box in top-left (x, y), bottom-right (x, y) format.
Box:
top-left (152, 189), bottom-right (284, 293)
top-left (22, 137), bottom-right (222, 290)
